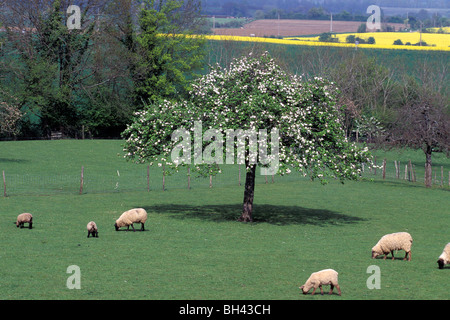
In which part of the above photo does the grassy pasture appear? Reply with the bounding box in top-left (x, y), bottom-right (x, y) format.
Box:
top-left (0, 140), bottom-right (449, 300)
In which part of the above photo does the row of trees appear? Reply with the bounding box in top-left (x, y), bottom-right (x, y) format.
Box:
top-left (0, 0), bottom-right (206, 138)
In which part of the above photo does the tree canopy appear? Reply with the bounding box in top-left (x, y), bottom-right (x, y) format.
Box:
top-left (122, 52), bottom-right (373, 221)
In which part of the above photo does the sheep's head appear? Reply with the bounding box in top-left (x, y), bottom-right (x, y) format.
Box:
top-left (299, 285), bottom-right (310, 294)
top-left (114, 222), bottom-right (119, 231)
top-left (437, 258), bottom-right (445, 269)
top-left (371, 246), bottom-right (382, 259)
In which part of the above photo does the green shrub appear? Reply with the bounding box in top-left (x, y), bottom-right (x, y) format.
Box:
top-left (346, 35), bottom-right (356, 43)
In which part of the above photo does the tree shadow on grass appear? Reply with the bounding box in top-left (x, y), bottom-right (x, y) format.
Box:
top-left (141, 204), bottom-right (366, 226)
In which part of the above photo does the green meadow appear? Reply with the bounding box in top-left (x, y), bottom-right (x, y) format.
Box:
top-left (0, 140), bottom-right (449, 300)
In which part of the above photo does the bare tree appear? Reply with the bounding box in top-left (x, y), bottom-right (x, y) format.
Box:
top-left (388, 81), bottom-right (449, 188)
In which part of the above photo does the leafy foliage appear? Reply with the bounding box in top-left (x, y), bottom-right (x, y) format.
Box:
top-left (123, 52), bottom-right (373, 184)
top-left (132, 0), bottom-right (206, 103)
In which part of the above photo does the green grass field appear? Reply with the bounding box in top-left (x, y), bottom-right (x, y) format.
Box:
top-left (0, 140), bottom-right (449, 300)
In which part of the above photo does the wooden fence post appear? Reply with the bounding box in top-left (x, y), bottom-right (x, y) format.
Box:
top-left (382, 159), bottom-right (386, 179)
top-left (209, 174), bottom-right (212, 188)
top-left (162, 163), bottom-right (165, 191)
top-left (374, 156), bottom-right (377, 175)
top-left (441, 166), bottom-right (444, 187)
top-left (238, 165), bottom-right (241, 186)
top-left (394, 161), bottom-right (398, 179)
top-left (147, 165), bottom-right (150, 192)
top-left (187, 167), bottom-right (191, 190)
top-left (3, 170), bottom-right (6, 197)
top-left (408, 160), bottom-right (413, 182)
top-left (79, 166), bottom-right (84, 195)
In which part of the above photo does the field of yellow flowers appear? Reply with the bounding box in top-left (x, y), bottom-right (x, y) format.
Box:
top-left (204, 31), bottom-right (450, 51)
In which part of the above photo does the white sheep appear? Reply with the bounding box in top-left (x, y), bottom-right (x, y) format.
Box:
top-left (87, 221), bottom-right (98, 238)
top-left (299, 269), bottom-right (341, 296)
top-left (16, 213), bottom-right (33, 229)
top-left (371, 232), bottom-right (413, 261)
top-left (114, 208), bottom-right (147, 231)
top-left (437, 242), bottom-right (450, 269)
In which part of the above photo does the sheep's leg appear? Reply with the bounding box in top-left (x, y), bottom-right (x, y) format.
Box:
top-left (28, 222), bottom-right (32, 229)
top-left (405, 251), bottom-right (411, 261)
top-left (319, 285), bottom-right (324, 295)
top-left (141, 222), bottom-right (145, 231)
top-left (335, 284), bottom-right (342, 296)
top-left (311, 287), bottom-right (317, 295)
top-left (130, 223), bottom-right (136, 232)
top-left (391, 251), bottom-right (395, 260)
top-left (329, 284), bottom-right (334, 295)
top-left (87, 231), bottom-right (90, 238)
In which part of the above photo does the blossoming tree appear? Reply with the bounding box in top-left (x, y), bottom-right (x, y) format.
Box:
top-left (122, 52), bottom-right (373, 222)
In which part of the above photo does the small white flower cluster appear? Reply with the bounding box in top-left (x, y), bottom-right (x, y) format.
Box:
top-left (123, 52), bottom-right (374, 181)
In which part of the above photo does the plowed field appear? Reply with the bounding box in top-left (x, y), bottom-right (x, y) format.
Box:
top-left (213, 19), bottom-right (405, 37)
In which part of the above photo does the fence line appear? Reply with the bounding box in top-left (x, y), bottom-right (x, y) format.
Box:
top-left (2, 161), bottom-right (449, 196)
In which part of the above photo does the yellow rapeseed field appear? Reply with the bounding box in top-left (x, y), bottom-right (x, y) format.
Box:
top-left (289, 32), bottom-right (450, 49)
top-left (203, 32), bottom-right (450, 51)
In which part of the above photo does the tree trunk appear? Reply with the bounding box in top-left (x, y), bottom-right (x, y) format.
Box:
top-left (424, 145), bottom-right (432, 188)
top-left (238, 163), bottom-right (256, 222)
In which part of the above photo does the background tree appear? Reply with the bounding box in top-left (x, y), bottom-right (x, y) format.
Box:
top-left (0, 0), bottom-right (107, 136)
top-left (130, 0), bottom-right (206, 103)
top-left (122, 52), bottom-right (373, 222)
top-left (387, 76), bottom-right (449, 188)
top-left (0, 92), bottom-right (22, 137)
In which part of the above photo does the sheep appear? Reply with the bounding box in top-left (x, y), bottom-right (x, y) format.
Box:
top-left (87, 221), bottom-right (98, 238)
top-left (16, 213), bottom-right (33, 229)
top-left (299, 269), bottom-right (341, 296)
top-left (114, 208), bottom-right (147, 231)
top-left (371, 232), bottom-right (413, 261)
top-left (437, 242), bottom-right (450, 269)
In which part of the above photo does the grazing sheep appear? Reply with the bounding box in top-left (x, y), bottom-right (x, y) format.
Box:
top-left (87, 221), bottom-right (98, 238)
top-left (299, 269), bottom-right (341, 296)
top-left (114, 208), bottom-right (147, 231)
top-left (371, 232), bottom-right (413, 261)
top-left (437, 243), bottom-right (450, 269)
top-left (16, 213), bottom-right (33, 229)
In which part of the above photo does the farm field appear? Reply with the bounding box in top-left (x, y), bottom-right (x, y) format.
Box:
top-left (0, 140), bottom-right (449, 300)
top-left (213, 19), bottom-right (405, 37)
top-left (287, 32), bottom-right (450, 50)
top-left (204, 32), bottom-right (450, 51)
